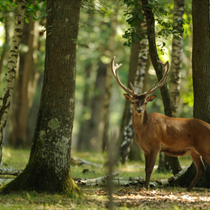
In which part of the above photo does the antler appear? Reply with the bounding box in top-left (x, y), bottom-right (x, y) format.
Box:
top-left (111, 56), bottom-right (135, 95)
top-left (111, 56), bottom-right (169, 97)
top-left (144, 60), bottom-right (169, 96)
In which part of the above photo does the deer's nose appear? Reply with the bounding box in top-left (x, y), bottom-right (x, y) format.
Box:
top-left (137, 108), bottom-right (144, 113)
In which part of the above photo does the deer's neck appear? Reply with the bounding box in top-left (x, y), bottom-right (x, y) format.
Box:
top-left (132, 109), bottom-right (148, 129)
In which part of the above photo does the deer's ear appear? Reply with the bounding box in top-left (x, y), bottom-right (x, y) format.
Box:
top-left (146, 95), bottom-right (157, 102)
top-left (124, 94), bottom-right (133, 101)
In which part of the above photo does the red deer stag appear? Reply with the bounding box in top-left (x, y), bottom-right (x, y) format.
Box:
top-left (111, 56), bottom-right (210, 191)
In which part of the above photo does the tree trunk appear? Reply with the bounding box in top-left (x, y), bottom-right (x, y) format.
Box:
top-left (118, 41), bottom-right (140, 164)
top-left (26, 74), bottom-right (43, 146)
top-left (2, 0), bottom-right (82, 195)
top-left (176, 0), bottom-right (210, 188)
top-left (7, 17), bottom-right (39, 148)
top-left (101, 10), bottom-right (117, 152)
top-left (141, 0), bottom-right (181, 174)
top-left (0, 14), bottom-right (11, 78)
top-left (77, 63), bottom-right (92, 151)
top-left (77, 62), bottom-right (107, 151)
top-left (0, 1), bottom-right (26, 163)
top-left (128, 20), bottom-right (148, 162)
top-left (164, 0), bottom-right (185, 175)
top-left (169, 0), bottom-right (185, 117)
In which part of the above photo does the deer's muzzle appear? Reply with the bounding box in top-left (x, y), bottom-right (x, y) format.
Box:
top-left (137, 108), bottom-right (144, 113)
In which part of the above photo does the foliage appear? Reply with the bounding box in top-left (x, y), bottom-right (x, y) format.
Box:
top-left (25, 1), bottom-right (47, 23)
top-left (0, 0), bottom-right (47, 24)
top-left (122, 0), bottom-right (186, 48)
top-left (122, 0), bottom-right (145, 46)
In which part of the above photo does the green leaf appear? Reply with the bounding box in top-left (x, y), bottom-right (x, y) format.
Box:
top-left (25, 17), bottom-right (29, 23)
top-left (0, 17), bottom-right (5, 23)
top-left (32, 15), bottom-right (38, 20)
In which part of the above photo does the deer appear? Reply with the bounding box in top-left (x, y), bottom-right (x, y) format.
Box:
top-left (111, 56), bottom-right (210, 191)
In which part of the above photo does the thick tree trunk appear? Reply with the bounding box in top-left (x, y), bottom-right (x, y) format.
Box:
top-left (2, 0), bottom-right (82, 195)
top-left (141, 0), bottom-right (181, 174)
top-left (176, 0), bottom-right (210, 188)
top-left (0, 1), bottom-right (26, 163)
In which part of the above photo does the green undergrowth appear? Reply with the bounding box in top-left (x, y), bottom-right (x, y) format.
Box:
top-left (2, 148), bottom-right (193, 182)
top-left (0, 148), bottom-right (197, 210)
top-left (0, 191), bottom-right (101, 210)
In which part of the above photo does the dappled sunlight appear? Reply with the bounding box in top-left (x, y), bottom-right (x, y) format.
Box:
top-left (88, 188), bottom-right (210, 209)
top-left (114, 189), bottom-right (210, 203)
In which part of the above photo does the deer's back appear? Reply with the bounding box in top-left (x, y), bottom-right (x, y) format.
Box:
top-left (135, 113), bottom-right (210, 155)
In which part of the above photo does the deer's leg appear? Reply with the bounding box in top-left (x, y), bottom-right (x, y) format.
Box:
top-left (144, 150), bottom-right (159, 189)
top-left (187, 151), bottom-right (206, 191)
top-left (199, 153), bottom-right (210, 165)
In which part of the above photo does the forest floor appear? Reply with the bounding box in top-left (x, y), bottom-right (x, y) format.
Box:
top-left (0, 148), bottom-right (210, 209)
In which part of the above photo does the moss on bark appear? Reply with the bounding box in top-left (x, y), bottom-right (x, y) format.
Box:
top-left (1, 161), bottom-right (81, 197)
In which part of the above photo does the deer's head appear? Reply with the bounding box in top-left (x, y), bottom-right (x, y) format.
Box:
top-left (111, 56), bottom-right (169, 116)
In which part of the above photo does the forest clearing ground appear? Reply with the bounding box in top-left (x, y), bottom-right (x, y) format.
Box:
top-left (1, 148), bottom-right (210, 209)
top-left (80, 185), bottom-right (210, 209)
top-left (0, 185), bottom-right (210, 209)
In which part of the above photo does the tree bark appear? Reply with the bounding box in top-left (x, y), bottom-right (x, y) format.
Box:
top-left (128, 20), bottom-right (148, 162)
top-left (163, 0), bottom-right (185, 175)
top-left (2, 0), bottom-right (82, 195)
top-left (0, 14), bottom-right (11, 78)
top-left (7, 17), bottom-right (39, 148)
top-left (0, 1), bottom-right (26, 163)
top-left (169, 0), bottom-right (185, 117)
top-left (176, 0), bottom-right (210, 188)
top-left (141, 0), bottom-right (181, 174)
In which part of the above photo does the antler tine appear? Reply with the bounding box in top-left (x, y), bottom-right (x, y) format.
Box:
top-left (145, 60), bottom-right (169, 96)
top-left (142, 82), bottom-right (156, 95)
top-left (130, 82), bottom-right (135, 95)
top-left (111, 56), bottom-right (133, 95)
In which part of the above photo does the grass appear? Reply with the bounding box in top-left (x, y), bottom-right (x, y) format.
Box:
top-left (2, 148), bottom-right (192, 180)
top-left (2, 148), bottom-right (29, 169)
top-left (1, 147), bottom-right (207, 210)
top-left (70, 150), bottom-right (192, 181)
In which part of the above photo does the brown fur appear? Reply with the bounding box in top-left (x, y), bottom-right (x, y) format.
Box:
top-left (128, 94), bottom-right (210, 191)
